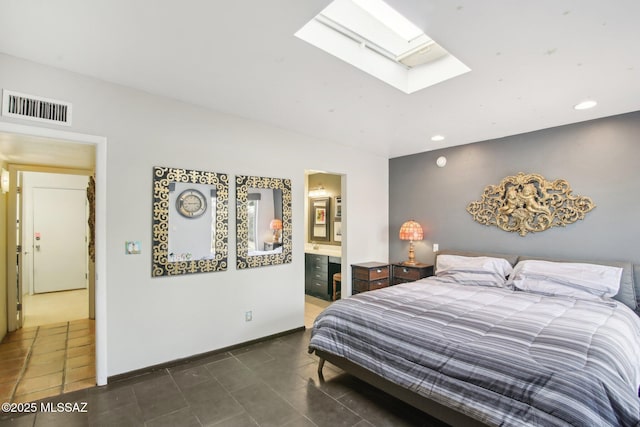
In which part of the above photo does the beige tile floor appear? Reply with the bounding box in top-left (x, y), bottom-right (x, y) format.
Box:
top-left (305, 295), bottom-right (332, 329)
top-left (0, 319), bottom-right (96, 403)
top-left (0, 288), bottom-right (95, 404)
top-left (23, 289), bottom-right (89, 328)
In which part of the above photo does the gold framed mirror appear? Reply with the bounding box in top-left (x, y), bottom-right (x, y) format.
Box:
top-left (152, 166), bottom-right (228, 276)
top-left (236, 175), bottom-right (292, 269)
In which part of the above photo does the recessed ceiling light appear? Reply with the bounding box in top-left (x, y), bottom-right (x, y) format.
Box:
top-left (574, 100), bottom-right (597, 110)
top-left (431, 135), bottom-right (445, 142)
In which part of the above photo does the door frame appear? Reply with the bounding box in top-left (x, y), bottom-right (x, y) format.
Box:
top-left (1, 122), bottom-right (108, 386)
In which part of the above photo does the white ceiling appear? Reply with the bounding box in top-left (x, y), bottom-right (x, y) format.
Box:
top-left (0, 0), bottom-right (639, 161)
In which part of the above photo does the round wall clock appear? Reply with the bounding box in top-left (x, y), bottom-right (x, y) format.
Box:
top-left (176, 188), bottom-right (207, 218)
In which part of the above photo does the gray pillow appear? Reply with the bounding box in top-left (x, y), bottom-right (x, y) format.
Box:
top-left (435, 250), bottom-right (519, 271)
top-left (519, 255), bottom-right (636, 311)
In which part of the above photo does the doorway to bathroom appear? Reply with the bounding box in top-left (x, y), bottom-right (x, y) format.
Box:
top-left (304, 170), bottom-right (344, 328)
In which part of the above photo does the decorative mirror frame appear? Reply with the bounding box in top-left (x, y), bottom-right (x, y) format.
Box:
top-left (309, 197), bottom-right (331, 242)
top-left (236, 175), bottom-right (292, 269)
top-left (466, 172), bottom-right (595, 236)
top-left (152, 166), bottom-right (229, 276)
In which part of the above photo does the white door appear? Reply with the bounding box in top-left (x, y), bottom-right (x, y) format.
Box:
top-left (33, 187), bottom-right (88, 293)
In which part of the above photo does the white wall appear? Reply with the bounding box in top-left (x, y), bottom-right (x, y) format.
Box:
top-left (0, 53), bottom-right (389, 377)
top-left (0, 160), bottom-right (7, 342)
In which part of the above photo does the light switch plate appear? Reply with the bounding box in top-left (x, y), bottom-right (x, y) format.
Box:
top-left (125, 241), bottom-right (141, 254)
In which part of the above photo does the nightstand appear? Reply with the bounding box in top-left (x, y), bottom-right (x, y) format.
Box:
top-left (352, 262), bottom-right (389, 295)
top-left (391, 263), bottom-right (433, 285)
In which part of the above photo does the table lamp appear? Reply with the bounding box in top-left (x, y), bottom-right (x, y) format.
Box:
top-left (270, 219), bottom-right (283, 242)
top-left (399, 220), bottom-right (423, 265)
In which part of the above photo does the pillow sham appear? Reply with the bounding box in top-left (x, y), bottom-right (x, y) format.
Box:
top-left (509, 259), bottom-right (622, 300)
top-left (435, 254), bottom-right (514, 287)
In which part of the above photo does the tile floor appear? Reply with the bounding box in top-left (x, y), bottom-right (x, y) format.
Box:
top-left (0, 297), bottom-right (447, 426)
top-left (0, 319), bottom-right (96, 405)
top-left (304, 296), bottom-right (332, 329)
top-left (0, 293), bottom-right (323, 408)
top-left (0, 328), bottom-right (447, 427)
top-left (23, 289), bottom-right (89, 328)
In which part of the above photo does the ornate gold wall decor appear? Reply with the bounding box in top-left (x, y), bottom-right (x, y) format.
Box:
top-left (466, 172), bottom-right (595, 236)
top-left (152, 166), bottom-right (229, 276)
top-left (236, 175), bottom-right (292, 269)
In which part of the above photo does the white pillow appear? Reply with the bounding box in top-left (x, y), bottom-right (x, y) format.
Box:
top-left (435, 254), bottom-right (514, 287)
top-left (509, 260), bottom-right (622, 300)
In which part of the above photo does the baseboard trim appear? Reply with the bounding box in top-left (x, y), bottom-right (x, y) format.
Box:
top-left (107, 326), bottom-right (306, 384)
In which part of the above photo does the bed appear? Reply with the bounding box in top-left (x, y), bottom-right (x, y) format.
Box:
top-left (308, 251), bottom-right (640, 426)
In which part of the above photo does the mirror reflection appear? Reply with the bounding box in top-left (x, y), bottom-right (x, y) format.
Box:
top-left (152, 166), bottom-right (228, 277)
top-left (168, 182), bottom-right (217, 262)
top-left (236, 175), bottom-right (292, 269)
top-left (247, 188), bottom-right (283, 256)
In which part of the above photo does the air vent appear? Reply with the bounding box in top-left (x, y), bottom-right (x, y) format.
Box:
top-left (2, 89), bottom-right (72, 126)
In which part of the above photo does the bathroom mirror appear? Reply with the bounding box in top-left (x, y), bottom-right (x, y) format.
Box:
top-left (152, 166), bottom-right (228, 277)
top-left (309, 197), bottom-right (331, 242)
top-left (236, 175), bottom-right (292, 269)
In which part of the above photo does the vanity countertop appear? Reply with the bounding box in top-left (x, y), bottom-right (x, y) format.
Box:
top-left (304, 244), bottom-right (342, 258)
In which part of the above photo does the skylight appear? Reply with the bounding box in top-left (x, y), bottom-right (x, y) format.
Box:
top-left (295, 0), bottom-right (470, 94)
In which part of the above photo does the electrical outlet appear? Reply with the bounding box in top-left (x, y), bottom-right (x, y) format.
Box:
top-left (433, 243), bottom-right (439, 252)
top-left (245, 311), bottom-right (253, 322)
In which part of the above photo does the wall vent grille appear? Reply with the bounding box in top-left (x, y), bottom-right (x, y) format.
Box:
top-left (2, 89), bottom-right (72, 126)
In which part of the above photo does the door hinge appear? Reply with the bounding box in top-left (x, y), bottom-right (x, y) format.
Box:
top-left (17, 302), bottom-right (22, 311)
top-left (16, 245), bottom-right (22, 253)
top-left (16, 186), bottom-right (21, 194)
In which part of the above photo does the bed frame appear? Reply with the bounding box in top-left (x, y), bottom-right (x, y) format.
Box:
top-left (312, 250), bottom-right (640, 426)
top-left (315, 350), bottom-right (487, 426)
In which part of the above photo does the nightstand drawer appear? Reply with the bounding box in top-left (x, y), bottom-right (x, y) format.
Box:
top-left (354, 265), bottom-right (389, 281)
top-left (391, 263), bottom-right (434, 285)
top-left (368, 279), bottom-right (389, 290)
top-left (393, 265), bottom-right (422, 281)
top-left (351, 262), bottom-right (390, 295)
top-left (353, 278), bottom-right (389, 292)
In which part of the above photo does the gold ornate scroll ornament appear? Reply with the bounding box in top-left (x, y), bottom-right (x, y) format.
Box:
top-left (466, 173), bottom-right (595, 236)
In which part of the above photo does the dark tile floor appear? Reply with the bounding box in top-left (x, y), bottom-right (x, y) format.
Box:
top-left (0, 329), bottom-right (447, 426)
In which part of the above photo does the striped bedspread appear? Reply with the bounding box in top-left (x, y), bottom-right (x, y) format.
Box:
top-left (309, 278), bottom-right (640, 426)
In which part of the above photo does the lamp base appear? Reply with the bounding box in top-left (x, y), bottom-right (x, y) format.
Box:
top-left (404, 241), bottom-right (417, 265)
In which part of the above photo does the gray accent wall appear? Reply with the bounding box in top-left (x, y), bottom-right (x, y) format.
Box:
top-left (389, 111), bottom-right (640, 266)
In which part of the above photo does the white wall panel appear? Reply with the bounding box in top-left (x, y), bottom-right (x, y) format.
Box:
top-left (0, 53), bottom-right (389, 377)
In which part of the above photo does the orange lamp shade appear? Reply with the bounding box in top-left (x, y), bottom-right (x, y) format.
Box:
top-left (399, 220), bottom-right (424, 241)
top-left (270, 219), bottom-right (283, 230)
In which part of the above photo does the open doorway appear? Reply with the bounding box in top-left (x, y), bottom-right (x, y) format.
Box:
top-left (20, 170), bottom-right (91, 327)
top-left (2, 166), bottom-right (95, 403)
top-left (304, 170), bottom-right (344, 328)
top-left (0, 123), bottom-right (107, 402)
